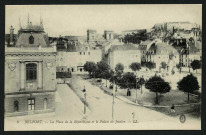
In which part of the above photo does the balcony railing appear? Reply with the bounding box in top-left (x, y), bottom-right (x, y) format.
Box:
top-left (5, 45), bottom-right (57, 53)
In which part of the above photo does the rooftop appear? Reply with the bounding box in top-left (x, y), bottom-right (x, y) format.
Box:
top-left (148, 42), bottom-right (178, 55)
top-left (110, 44), bottom-right (139, 51)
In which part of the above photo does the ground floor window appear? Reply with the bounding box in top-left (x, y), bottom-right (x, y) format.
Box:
top-left (28, 98), bottom-right (35, 111)
top-left (14, 101), bottom-right (19, 112)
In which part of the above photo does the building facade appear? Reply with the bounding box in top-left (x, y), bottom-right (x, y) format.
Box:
top-left (104, 30), bottom-right (114, 40)
top-left (56, 44), bottom-right (102, 72)
top-left (5, 20), bottom-right (57, 117)
top-left (108, 44), bottom-right (141, 72)
top-left (146, 42), bottom-right (179, 70)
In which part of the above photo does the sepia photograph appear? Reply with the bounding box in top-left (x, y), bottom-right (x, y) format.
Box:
top-left (4, 4), bottom-right (202, 131)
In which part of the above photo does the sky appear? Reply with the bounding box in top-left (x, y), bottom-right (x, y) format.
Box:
top-left (5, 4), bottom-right (202, 37)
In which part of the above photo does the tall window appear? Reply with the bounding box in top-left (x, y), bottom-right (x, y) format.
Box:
top-left (26, 63), bottom-right (37, 81)
top-left (28, 98), bottom-right (35, 110)
top-left (14, 101), bottom-right (19, 112)
top-left (29, 35), bottom-right (34, 44)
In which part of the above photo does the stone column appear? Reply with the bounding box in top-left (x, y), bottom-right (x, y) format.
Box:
top-left (20, 62), bottom-right (25, 90)
top-left (38, 61), bottom-right (43, 89)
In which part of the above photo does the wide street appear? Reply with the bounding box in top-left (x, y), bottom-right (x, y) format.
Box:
top-left (66, 73), bottom-right (201, 129)
top-left (5, 73), bottom-right (201, 130)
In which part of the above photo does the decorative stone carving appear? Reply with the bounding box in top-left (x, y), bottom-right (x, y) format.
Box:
top-left (45, 61), bottom-right (53, 69)
top-left (8, 62), bottom-right (16, 71)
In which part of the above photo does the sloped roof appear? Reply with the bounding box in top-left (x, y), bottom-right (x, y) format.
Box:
top-left (111, 44), bottom-right (139, 51)
top-left (148, 42), bottom-right (178, 55)
top-left (15, 32), bottom-right (49, 47)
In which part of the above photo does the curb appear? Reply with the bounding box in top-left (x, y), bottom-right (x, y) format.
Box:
top-left (116, 95), bottom-right (201, 108)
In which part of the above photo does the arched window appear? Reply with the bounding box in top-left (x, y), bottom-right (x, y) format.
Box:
top-left (26, 63), bottom-right (37, 81)
top-left (14, 101), bottom-right (19, 112)
top-left (43, 98), bottom-right (48, 110)
top-left (29, 35), bottom-right (34, 44)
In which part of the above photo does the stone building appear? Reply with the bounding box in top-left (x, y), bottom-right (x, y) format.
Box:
top-left (107, 44), bottom-right (141, 72)
top-left (5, 18), bottom-right (57, 116)
top-left (104, 30), bottom-right (114, 40)
top-left (56, 42), bottom-right (102, 72)
top-left (146, 42), bottom-right (179, 70)
top-left (87, 29), bottom-right (97, 43)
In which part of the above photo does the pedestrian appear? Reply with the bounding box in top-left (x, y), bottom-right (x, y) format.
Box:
top-left (170, 104), bottom-right (175, 113)
top-left (127, 88), bottom-right (129, 96)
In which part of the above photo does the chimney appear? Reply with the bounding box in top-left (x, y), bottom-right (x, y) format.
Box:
top-left (10, 25), bottom-right (14, 45)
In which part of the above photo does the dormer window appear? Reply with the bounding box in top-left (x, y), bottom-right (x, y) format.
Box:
top-left (29, 35), bottom-right (34, 44)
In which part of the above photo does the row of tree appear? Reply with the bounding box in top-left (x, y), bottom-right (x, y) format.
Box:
top-left (84, 61), bottom-right (200, 104)
top-left (123, 32), bottom-right (147, 44)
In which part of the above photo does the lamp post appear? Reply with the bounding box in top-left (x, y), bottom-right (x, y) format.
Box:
top-left (188, 46), bottom-right (190, 73)
top-left (82, 85), bottom-right (86, 114)
top-left (132, 112), bottom-right (135, 123)
top-left (112, 79), bottom-right (115, 121)
top-left (136, 77), bottom-right (139, 103)
top-left (140, 76), bottom-right (145, 94)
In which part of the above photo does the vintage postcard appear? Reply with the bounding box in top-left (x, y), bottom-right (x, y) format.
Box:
top-left (4, 4), bottom-right (202, 130)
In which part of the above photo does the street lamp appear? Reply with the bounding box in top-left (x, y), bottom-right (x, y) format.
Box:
top-left (82, 85), bottom-right (86, 114)
top-left (112, 79), bottom-right (115, 121)
top-left (132, 112), bottom-right (135, 123)
top-left (136, 77), bottom-right (139, 103)
top-left (139, 76), bottom-right (145, 94)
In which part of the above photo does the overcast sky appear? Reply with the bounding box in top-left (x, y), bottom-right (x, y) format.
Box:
top-left (5, 4), bottom-right (202, 37)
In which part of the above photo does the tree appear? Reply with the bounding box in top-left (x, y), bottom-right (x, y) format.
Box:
top-left (123, 31), bottom-right (147, 44)
top-left (95, 61), bottom-right (110, 78)
top-left (130, 62), bottom-right (141, 73)
top-left (109, 70), bottom-right (116, 83)
top-left (145, 62), bottom-right (156, 70)
top-left (190, 60), bottom-right (201, 73)
top-left (161, 61), bottom-right (167, 70)
top-left (84, 61), bottom-right (97, 78)
top-left (102, 70), bottom-right (113, 87)
top-left (130, 62), bottom-right (142, 99)
top-left (114, 63), bottom-right (124, 91)
top-left (138, 77), bottom-right (145, 93)
top-left (115, 63), bottom-right (124, 74)
top-left (95, 61), bottom-right (111, 86)
top-left (119, 72), bottom-right (139, 89)
top-left (177, 74), bottom-right (199, 101)
top-left (145, 75), bottom-right (171, 104)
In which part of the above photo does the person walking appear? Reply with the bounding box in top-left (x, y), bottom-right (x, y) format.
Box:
top-left (170, 104), bottom-right (175, 113)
